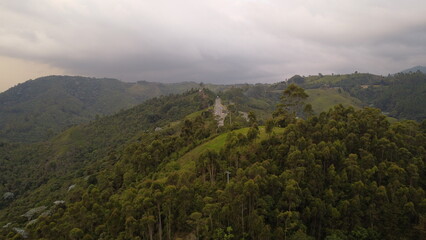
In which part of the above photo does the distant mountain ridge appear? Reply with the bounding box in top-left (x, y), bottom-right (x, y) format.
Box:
top-left (0, 75), bottom-right (202, 142)
top-left (1, 71), bottom-right (425, 143)
top-left (400, 65), bottom-right (426, 74)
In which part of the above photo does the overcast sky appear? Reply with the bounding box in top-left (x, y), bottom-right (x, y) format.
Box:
top-left (1, 0), bottom-right (426, 92)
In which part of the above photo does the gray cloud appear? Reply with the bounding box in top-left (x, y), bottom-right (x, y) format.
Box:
top-left (1, 0), bottom-right (425, 84)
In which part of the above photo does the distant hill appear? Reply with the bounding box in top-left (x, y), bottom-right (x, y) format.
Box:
top-left (1, 72), bottom-right (425, 143)
top-left (400, 65), bottom-right (426, 74)
top-left (0, 76), bottom-right (202, 142)
top-left (286, 72), bottom-right (426, 121)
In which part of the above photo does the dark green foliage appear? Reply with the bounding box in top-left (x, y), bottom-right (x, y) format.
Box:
top-left (285, 72), bottom-right (426, 121)
top-left (0, 76), bottom-right (203, 142)
top-left (273, 84), bottom-right (311, 127)
top-left (2, 103), bottom-right (424, 239)
top-left (288, 75), bottom-right (306, 85)
top-left (1, 72), bottom-right (424, 146)
top-left (0, 84), bottom-right (425, 239)
top-left (350, 72), bottom-right (426, 121)
top-left (0, 89), bottom-right (215, 225)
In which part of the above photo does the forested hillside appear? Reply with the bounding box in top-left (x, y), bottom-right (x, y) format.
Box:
top-left (1, 85), bottom-right (424, 239)
top-left (0, 76), bottom-right (203, 143)
top-left (349, 72), bottom-right (426, 121)
top-left (287, 71), bottom-right (426, 121)
top-left (1, 72), bottom-right (424, 144)
top-left (0, 89), bottom-right (215, 231)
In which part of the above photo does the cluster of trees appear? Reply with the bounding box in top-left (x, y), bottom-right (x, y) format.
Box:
top-left (2, 84), bottom-right (424, 239)
top-left (0, 89), bottom-right (215, 225)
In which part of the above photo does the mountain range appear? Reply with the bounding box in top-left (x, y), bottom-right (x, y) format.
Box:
top-left (1, 71), bottom-right (425, 143)
top-left (0, 76), bottom-right (204, 142)
top-left (0, 71), bottom-right (425, 239)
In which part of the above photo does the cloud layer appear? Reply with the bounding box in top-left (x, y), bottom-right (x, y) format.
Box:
top-left (1, 0), bottom-right (426, 85)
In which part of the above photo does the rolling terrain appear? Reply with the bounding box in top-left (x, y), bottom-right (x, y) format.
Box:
top-left (0, 76), bottom-right (203, 142)
top-left (0, 89), bottom-right (215, 226)
top-left (0, 72), bottom-right (425, 239)
top-left (287, 71), bottom-right (426, 121)
top-left (0, 84), bottom-right (425, 239)
top-left (1, 71), bottom-right (424, 143)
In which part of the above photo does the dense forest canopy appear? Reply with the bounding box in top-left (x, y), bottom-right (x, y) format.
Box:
top-left (1, 84), bottom-right (425, 239)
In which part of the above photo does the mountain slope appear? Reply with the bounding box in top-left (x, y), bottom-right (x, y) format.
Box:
top-left (349, 72), bottom-right (426, 121)
top-left (305, 88), bottom-right (362, 113)
top-left (1, 72), bottom-right (424, 145)
top-left (0, 76), bottom-right (203, 142)
top-left (286, 72), bottom-right (426, 121)
top-left (0, 89), bottom-right (216, 225)
top-left (1, 85), bottom-right (425, 239)
top-left (2, 104), bottom-right (424, 239)
top-left (400, 65), bottom-right (426, 74)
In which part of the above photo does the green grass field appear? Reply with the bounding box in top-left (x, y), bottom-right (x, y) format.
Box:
top-left (305, 74), bottom-right (347, 84)
top-left (306, 88), bottom-right (363, 114)
top-left (161, 126), bottom-right (285, 175)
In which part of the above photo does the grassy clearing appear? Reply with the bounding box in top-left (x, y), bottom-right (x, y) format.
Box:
top-left (306, 88), bottom-right (363, 114)
top-left (51, 126), bottom-right (86, 156)
top-left (305, 74), bottom-right (347, 84)
top-left (165, 126), bottom-right (284, 174)
top-left (180, 126), bottom-right (285, 161)
top-left (386, 116), bottom-right (398, 123)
